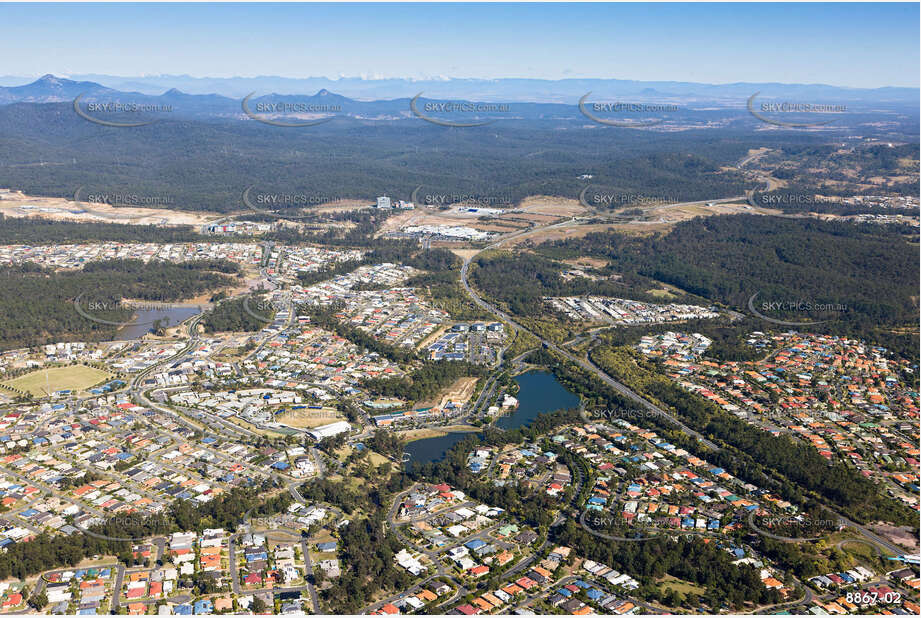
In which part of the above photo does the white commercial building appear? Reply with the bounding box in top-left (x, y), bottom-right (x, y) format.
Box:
top-left (307, 420), bottom-right (352, 441)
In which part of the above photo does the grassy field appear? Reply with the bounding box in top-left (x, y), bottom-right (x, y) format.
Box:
top-left (657, 574), bottom-right (706, 598)
top-left (2, 364), bottom-right (112, 397)
top-left (366, 451), bottom-right (391, 467)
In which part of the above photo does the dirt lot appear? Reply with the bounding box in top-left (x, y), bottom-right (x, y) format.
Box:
top-left (447, 248), bottom-right (482, 261)
top-left (418, 376), bottom-right (479, 410)
top-left (517, 195), bottom-right (587, 217)
top-left (0, 189), bottom-right (218, 226)
top-left (563, 257), bottom-right (609, 269)
top-left (376, 208), bottom-right (531, 236)
top-left (375, 195), bottom-right (585, 239)
top-left (505, 200), bottom-right (789, 244)
top-left (870, 523), bottom-right (920, 554)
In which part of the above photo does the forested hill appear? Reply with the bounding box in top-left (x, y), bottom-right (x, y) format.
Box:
top-left (0, 259), bottom-right (241, 350)
top-left (533, 214), bottom-right (919, 355)
top-left (0, 101), bottom-right (812, 212)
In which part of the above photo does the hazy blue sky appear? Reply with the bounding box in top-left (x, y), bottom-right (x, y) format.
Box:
top-left (2, 2), bottom-right (918, 87)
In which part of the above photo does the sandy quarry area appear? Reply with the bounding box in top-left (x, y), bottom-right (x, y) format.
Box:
top-left (517, 195), bottom-right (586, 217)
top-left (376, 194), bottom-right (588, 237)
top-left (377, 207), bottom-right (529, 236)
top-left (870, 523), bottom-right (920, 554)
top-left (0, 189), bottom-right (219, 226)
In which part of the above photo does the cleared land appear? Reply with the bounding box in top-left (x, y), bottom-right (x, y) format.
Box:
top-left (0, 189), bottom-right (217, 226)
top-left (2, 364), bottom-right (113, 397)
top-left (656, 574), bottom-right (706, 598)
top-left (397, 425), bottom-right (480, 442)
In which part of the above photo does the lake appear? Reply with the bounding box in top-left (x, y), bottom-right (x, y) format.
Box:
top-left (401, 431), bottom-right (476, 467)
top-left (117, 305), bottom-right (201, 340)
top-left (495, 369), bottom-right (581, 431)
top-left (402, 369), bottom-right (580, 465)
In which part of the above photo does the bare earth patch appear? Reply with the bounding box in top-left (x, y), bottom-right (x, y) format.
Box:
top-left (870, 523), bottom-right (919, 553)
top-left (0, 189), bottom-right (218, 226)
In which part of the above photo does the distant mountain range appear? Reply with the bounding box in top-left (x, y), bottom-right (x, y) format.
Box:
top-left (1, 73), bottom-right (917, 105)
top-left (0, 75), bottom-right (916, 124)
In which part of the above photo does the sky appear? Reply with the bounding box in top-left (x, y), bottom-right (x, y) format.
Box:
top-left (2, 2), bottom-right (918, 88)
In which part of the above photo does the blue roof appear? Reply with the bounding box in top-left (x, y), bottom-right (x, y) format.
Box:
top-left (465, 539), bottom-right (487, 550)
top-left (194, 600), bottom-right (213, 614)
top-left (174, 605), bottom-right (193, 615)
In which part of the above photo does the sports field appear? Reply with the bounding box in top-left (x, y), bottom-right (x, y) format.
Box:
top-left (2, 365), bottom-right (113, 397)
